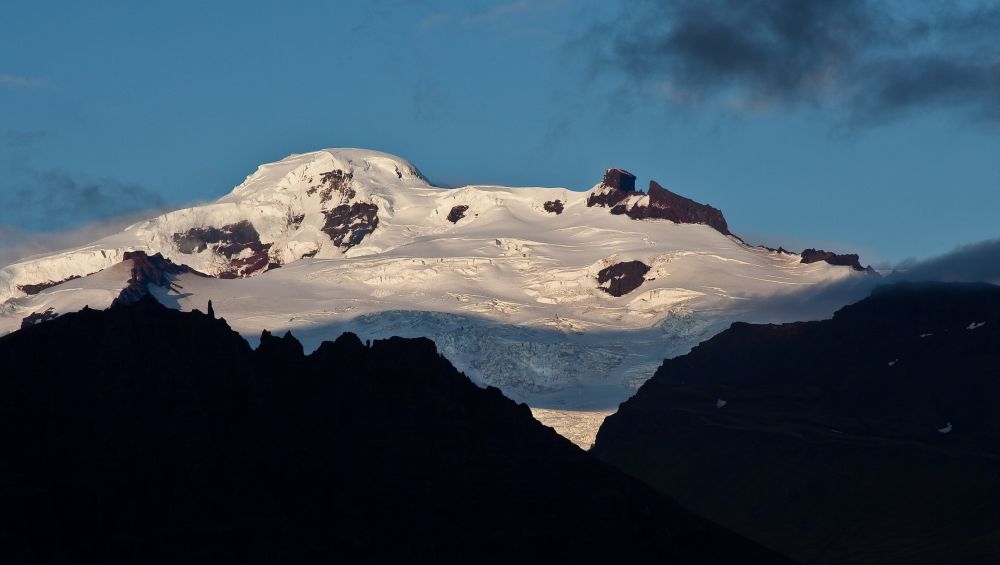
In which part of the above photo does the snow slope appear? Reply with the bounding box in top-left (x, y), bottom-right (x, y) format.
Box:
top-left (0, 149), bottom-right (866, 443)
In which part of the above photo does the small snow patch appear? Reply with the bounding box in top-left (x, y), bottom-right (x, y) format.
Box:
top-left (937, 422), bottom-right (953, 434)
top-left (715, 398), bottom-right (727, 409)
top-left (888, 359), bottom-right (898, 366)
top-left (920, 333), bottom-right (933, 338)
top-left (967, 321), bottom-right (986, 330)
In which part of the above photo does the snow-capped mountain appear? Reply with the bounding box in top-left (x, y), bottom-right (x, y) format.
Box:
top-left (0, 149), bottom-right (869, 444)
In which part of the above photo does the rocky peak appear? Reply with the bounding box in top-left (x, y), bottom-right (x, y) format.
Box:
top-left (587, 168), bottom-right (638, 208)
top-left (602, 168), bottom-right (637, 192)
top-left (257, 328), bottom-right (305, 360)
top-left (587, 167), bottom-right (733, 236)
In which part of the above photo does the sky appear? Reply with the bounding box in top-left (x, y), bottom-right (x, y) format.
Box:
top-left (1, 0), bottom-right (998, 265)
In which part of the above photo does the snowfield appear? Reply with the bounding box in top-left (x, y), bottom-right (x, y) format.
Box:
top-left (0, 149), bottom-right (866, 443)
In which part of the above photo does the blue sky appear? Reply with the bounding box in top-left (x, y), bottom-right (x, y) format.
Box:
top-left (2, 0), bottom-right (998, 264)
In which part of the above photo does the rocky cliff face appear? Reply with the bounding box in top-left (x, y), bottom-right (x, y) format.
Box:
top-left (587, 170), bottom-right (731, 236)
top-left (0, 298), bottom-right (793, 565)
top-left (629, 181), bottom-right (731, 236)
top-left (592, 282), bottom-right (1000, 565)
top-left (586, 168), bottom-right (638, 208)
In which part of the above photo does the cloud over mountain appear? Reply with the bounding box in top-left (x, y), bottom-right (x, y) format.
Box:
top-left (590, 0), bottom-right (1000, 127)
top-left (0, 169), bottom-right (166, 232)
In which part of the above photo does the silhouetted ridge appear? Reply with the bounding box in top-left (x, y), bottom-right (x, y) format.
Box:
top-left (593, 282), bottom-right (1000, 565)
top-left (257, 328), bottom-right (306, 359)
top-left (0, 299), bottom-right (792, 565)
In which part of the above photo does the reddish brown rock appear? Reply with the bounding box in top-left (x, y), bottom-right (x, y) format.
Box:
top-left (625, 181), bottom-right (731, 236)
top-left (597, 260), bottom-right (651, 297)
top-left (322, 202), bottom-right (379, 250)
top-left (113, 251), bottom-right (205, 305)
top-left (586, 170), bottom-right (732, 237)
top-left (317, 169), bottom-right (355, 204)
top-left (587, 169), bottom-right (638, 208)
top-left (172, 221), bottom-right (275, 278)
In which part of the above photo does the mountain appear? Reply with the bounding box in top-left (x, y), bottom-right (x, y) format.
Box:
top-left (0, 149), bottom-right (871, 444)
top-left (591, 282), bottom-right (1000, 564)
top-left (0, 296), bottom-right (794, 564)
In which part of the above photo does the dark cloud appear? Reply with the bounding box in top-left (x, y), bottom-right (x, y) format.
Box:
top-left (889, 238), bottom-right (1000, 283)
top-left (592, 0), bottom-right (1000, 127)
top-left (0, 169), bottom-right (166, 232)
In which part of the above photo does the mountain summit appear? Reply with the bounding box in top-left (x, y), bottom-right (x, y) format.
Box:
top-left (1, 149), bottom-right (872, 441)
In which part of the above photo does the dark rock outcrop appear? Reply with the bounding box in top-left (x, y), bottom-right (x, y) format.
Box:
top-left (593, 282), bottom-right (1000, 565)
top-left (17, 275), bottom-right (82, 296)
top-left (322, 202), bottom-right (379, 250)
top-left (800, 248), bottom-right (867, 271)
top-left (447, 205), bottom-right (469, 223)
top-left (543, 200), bottom-right (564, 214)
top-left (597, 260), bottom-right (651, 297)
top-left (0, 298), bottom-right (792, 565)
top-left (172, 220), bottom-right (274, 278)
top-left (113, 251), bottom-right (204, 305)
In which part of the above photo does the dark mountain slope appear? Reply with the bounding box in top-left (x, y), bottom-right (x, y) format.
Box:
top-left (593, 282), bottom-right (1000, 565)
top-left (0, 297), bottom-right (792, 565)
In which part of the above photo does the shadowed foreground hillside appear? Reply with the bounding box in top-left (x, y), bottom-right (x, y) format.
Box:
top-left (594, 282), bottom-right (1000, 565)
top-left (0, 296), bottom-right (791, 565)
